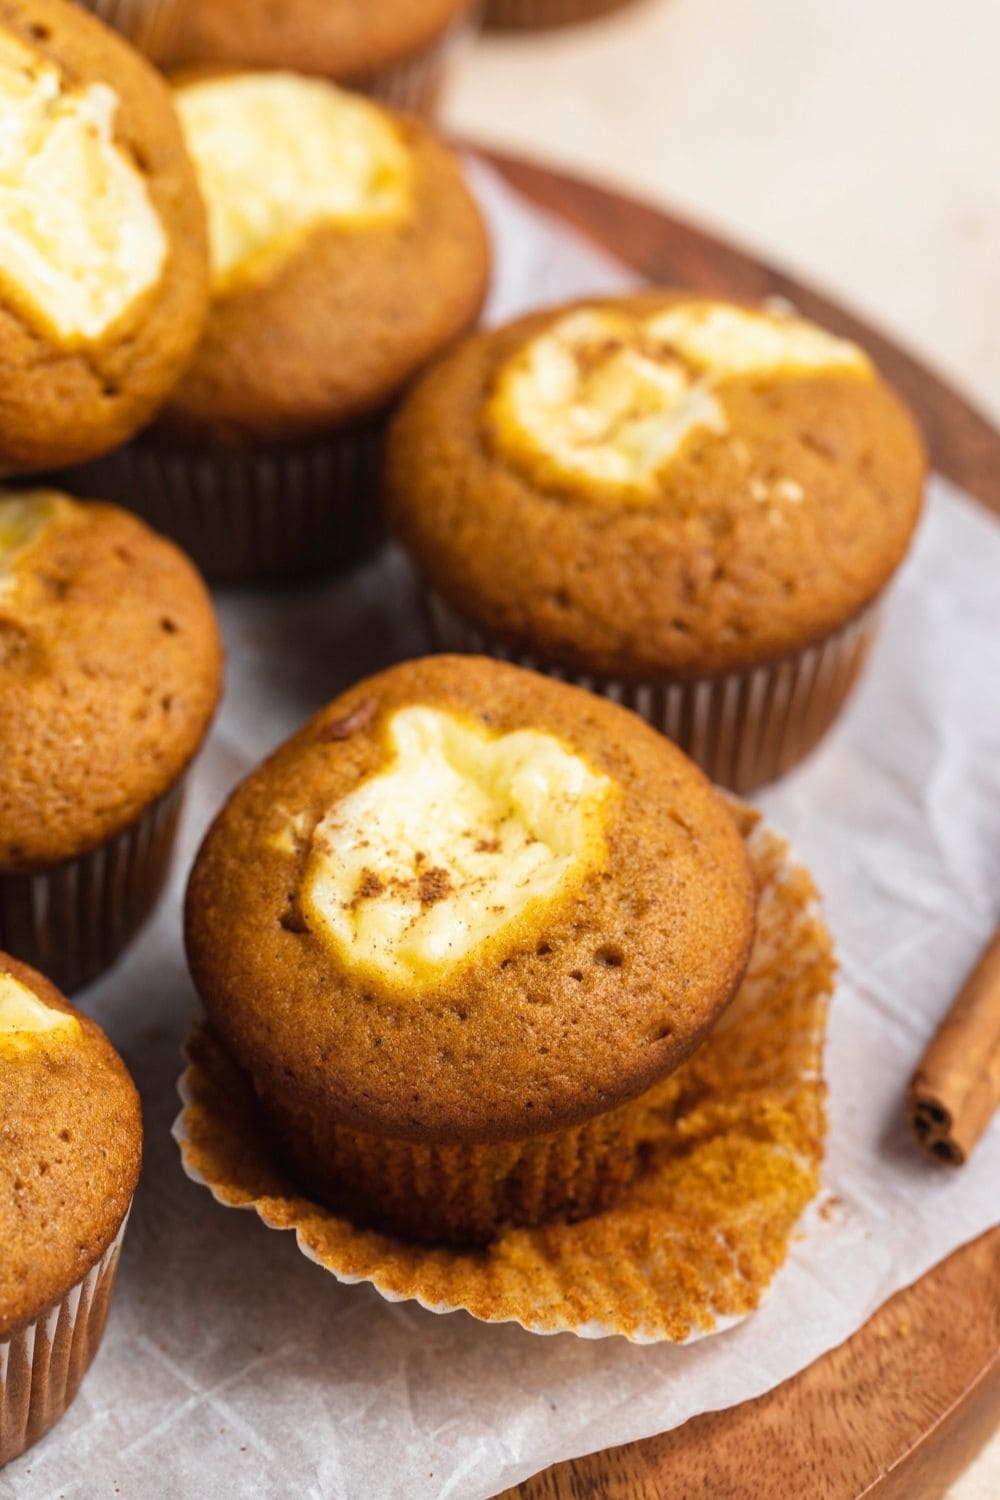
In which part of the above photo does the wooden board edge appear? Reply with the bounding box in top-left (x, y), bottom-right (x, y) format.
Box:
top-left (504, 1227), bottom-right (1000, 1499)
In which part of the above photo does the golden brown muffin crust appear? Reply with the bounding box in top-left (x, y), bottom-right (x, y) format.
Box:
top-left (156, 102), bottom-right (489, 445)
top-left (185, 656), bottom-right (755, 1145)
top-left (169, 0), bottom-right (468, 80)
top-left (0, 0), bottom-right (209, 474)
top-left (0, 494), bottom-right (223, 871)
top-left (0, 953), bottom-right (142, 1338)
top-left (384, 293), bottom-right (927, 678)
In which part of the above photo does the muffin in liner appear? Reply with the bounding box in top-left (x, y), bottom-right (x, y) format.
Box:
top-left (0, 782), bottom-right (183, 996)
top-left (184, 656), bottom-right (758, 1248)
top-left (0, 492), bottom-right (222, 992)
top-left (486, 0), bottom-right (636, 31)
top-left (174, 806), bottom-right (834, 1343)
top-left (425, 592), bottom-right (880, 794)
top-left (385, 295), bottom-right (924, 797)
top-left (0, 1213), bottom-right (130, 1468)
top-left (63, 421), bottom-right (387, 586)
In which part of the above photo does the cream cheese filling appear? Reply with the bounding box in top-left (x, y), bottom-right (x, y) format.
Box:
top-left (300, 705), bottom-right (612, 987)
top-left (0, 971), bottom-right (79, 1050)
top-left (0, 30), bottom-right (167, 344)
top-left (175, 72), bottom-right (412, 292)
top-left (0, 489), bottom-right (67, 602)
top-left (488, 302), bottom-right (872, 500)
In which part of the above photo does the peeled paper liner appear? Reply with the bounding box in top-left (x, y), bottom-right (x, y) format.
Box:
top-left (173, 804), bottom-right (833, 1345)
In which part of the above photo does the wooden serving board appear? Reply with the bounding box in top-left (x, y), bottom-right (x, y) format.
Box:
top-left (467, 147), bottom-right (1000, 1500)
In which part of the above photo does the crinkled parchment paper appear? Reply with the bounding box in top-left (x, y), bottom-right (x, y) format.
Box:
top-left (3, 163), bottom-right (998, 1500)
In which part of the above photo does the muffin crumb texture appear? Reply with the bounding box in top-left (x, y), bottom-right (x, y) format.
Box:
top-left (178, 804), bottom-right (833, 1341)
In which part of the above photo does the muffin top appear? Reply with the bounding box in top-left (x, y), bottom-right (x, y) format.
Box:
top-left (0, 0), bottom-right (209, 472)
top-left (0, 953), bottom-right (142, 1337)
top-left (156, 71), bottom-right (489, 445)
top-left (0, 490), bottom-right (223, 871)
top-left (186, 656), bottom-right (755, 1144)
top-left (169, 0), bottom-right (468, 80)
top-left (386, 293), bottom-right (927, 678)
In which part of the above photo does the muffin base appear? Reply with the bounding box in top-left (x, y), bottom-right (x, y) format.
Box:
top-left (0, 782), bottom-right (184, 995)
top-left (485, 0), bottom-right (637, 30)
top-left (73, 0), bottom-right (183, 62)
top-left (425, 591), bottom-right (880, 793)
top-left (0, 1213), bottom-right (129, 1468)
top-left (174, 808), bottom-right (834, 1342)
top-left (260, 1091), bottom-right (642, 1247)
top-left (61, 423), bottom-right (387, 586)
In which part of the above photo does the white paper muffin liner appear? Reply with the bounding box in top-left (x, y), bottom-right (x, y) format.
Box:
top-left (62, 422), bottom-right (387, 586)
top-left (173, 810), bottom-right (833, 1344)
top-left (0, 1212), bottom-right (130, 1468)
top-left (74, 0), bottom-right (183, 59)
top-left (0, 781), bottom-right (184, 996)
top-left (425, 590), bottom-right (881, 793)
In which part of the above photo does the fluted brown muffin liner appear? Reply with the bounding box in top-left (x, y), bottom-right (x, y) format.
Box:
top-left (425, 591), bottom-right (880, 794)
top-left (485, 0), bottom-right (635, 30)
top-left (73, 0), bottom-right (182, 58)
top-left (257, 1090), bottom-right (643, 1247)
top-left (174, 807), bottom-right (834, 1342)
top-left (0, 1211), bottom-right (129, 1468)
top-left (0, 782), bottom-right (184, 995)
top-left (62, 422), bottom-right (386, 586)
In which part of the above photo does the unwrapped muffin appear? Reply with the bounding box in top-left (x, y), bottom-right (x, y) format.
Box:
top-left (0, 0), bottom-right (208, 472)
top-left (385, 294), bottom-right (927, 791)
top-left (0, 489), bottom-right (222, 991)
top-left (185, 655), bottom-right (755, 1246)
top-left (0, 953), bottom-right (141, 1467)
top-left (66, 72), bottom-right (489, 582)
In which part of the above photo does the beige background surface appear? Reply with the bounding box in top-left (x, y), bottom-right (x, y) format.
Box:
top-left (443, 2), bottom-right (1000, 1494)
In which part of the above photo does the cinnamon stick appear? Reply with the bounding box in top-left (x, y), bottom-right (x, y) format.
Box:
top-left (908, 922), bottom-right (1000, 1165)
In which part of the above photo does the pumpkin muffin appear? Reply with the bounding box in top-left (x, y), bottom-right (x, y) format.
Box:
top-left (0, 489), bottom-right (223, 992)
top-left (185, 655), bottom-right (755, 1247)
top-left (167, 0), bottom-right (474, 116)
top-left (66, 71), bottom-right (490, 583)
top-left (0, 0), bottom-right (209, 474)
top-left (0, 953), bottom-right (142, 1467)
top-left (385, 293), bottom-right (927, 791)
